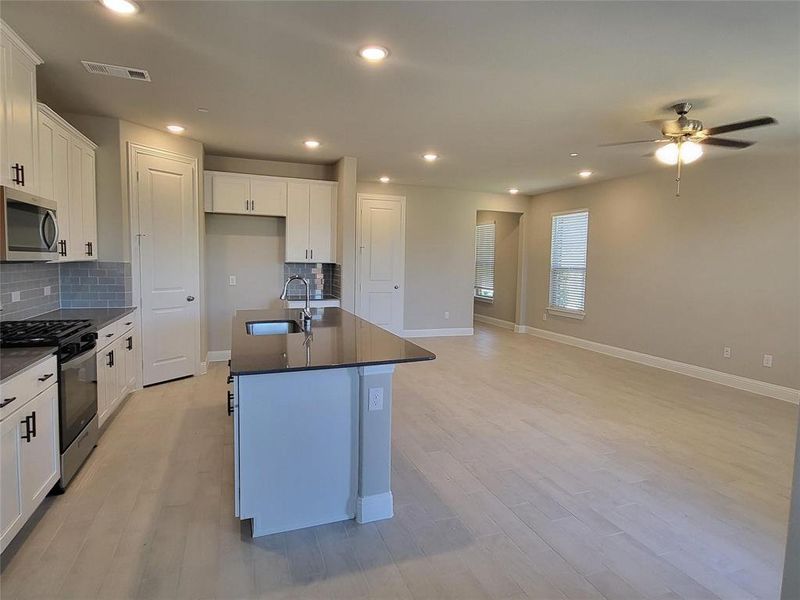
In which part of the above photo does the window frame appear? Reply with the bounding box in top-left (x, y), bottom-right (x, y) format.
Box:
top-left (547, 208), bottom-right (589, 320)
top-left (474, 221), bottom-right (496, 303)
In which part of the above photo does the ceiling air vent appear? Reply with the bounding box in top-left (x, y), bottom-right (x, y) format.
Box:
top-left (81, 60), bottom-right (151, 82)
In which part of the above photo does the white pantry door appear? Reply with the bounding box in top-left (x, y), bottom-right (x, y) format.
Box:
top-left (357, 194), bottom-right (405, 334)
top-left (135, 152), bottom-right (199, 385)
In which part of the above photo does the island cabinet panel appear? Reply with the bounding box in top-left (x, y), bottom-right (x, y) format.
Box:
top-left (237, 368), bottom-right (358, 537)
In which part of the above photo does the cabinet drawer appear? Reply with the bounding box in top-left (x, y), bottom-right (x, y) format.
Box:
top-left (0, 355), bottom-right (58, 421)
top-left (96, 321), bottom-right (119, 349)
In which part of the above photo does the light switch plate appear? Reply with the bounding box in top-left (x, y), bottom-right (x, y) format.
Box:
top-left (368, 387), bottom-right (384, 411)
top-left (229, 275), bottom-right (237, 286)
top-left (11, 291), bottom-right (20, 302)
top-left (723, 346), bottom-right (731, 358)
top-left (44, 286), bottom-right (52, 296)
top-left (763, 354), bottom-right (773, 368)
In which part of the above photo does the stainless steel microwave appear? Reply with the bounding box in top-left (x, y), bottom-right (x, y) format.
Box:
top-left (0, 186), bottom-right (59, 261)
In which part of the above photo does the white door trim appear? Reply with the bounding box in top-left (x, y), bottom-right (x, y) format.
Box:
top-left (127, 143), bottom-right (202, 380)
top-left (355, 193), bottom-right (406, 330)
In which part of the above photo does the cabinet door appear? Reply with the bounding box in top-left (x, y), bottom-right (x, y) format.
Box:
top-left (308, 183), bottom-right (336, 263)
top-left (122, 328), bottom-right (139, 392)
top-left (81, 149), bottom-right (97, 260)
top-left (38, 117), bottom-right (71, 259)
top-left (114, 338), bottom-right (127, 408)
top-left (212, 174), bottom-right (250, 214)
top-left (286, 182), bottom-right (310, 262)
top-left (36, 113), bottom-right (56, 202)
top-left (250, 178), bottom-right (287, 216)
top-left (66, 141), bottom-right (85, 261)
top-left (19, 385), bottom-right (59, 509)
top-left (0, 415), bottom-right (23, 552)
top-left (1, 37), bottom-right (38, 192)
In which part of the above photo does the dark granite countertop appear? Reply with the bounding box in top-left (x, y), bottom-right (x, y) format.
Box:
top-left (230, 307), bottom-right (435, 376)
top-left (1, 347), bottom-right (57, 383)
top-left (29, 307), bottom-right (137, 330)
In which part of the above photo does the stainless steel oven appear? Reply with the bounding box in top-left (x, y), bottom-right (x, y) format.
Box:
top-left (58, 332), bottom-right (99, 487)
top-left (0, 186), bottom-right (59, 261)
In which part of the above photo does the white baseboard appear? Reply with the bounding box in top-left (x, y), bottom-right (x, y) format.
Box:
top-left (207, 350), bottom-right (231, 363)
top-left (473, 314), bottom-right (521, 331)
top-left (403, 328), bottom-right (473, 338)
top-left (525, 327), bottom-right (800, 404)
top-left (356, 492), bottom-right (394, 524)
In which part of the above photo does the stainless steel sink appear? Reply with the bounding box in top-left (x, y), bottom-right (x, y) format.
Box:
top-left (246, 320), bottom-right (302, 335)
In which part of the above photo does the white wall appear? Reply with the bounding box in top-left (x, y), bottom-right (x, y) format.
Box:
top-left (525, 151), bottom-right (800, 389)
top-left (357, 182), bottom-right (529, 331)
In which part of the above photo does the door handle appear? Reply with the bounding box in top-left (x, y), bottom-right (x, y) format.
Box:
top-left (227, 391), bottom-right (234, 416)
top-left (394, 285), bottom-right (399, 289)
top-left (187, 296), bottom-right (195, 302)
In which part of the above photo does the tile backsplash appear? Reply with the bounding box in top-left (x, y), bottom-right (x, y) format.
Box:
top-left (283, 263), bottom-right (340, 299)
top-left (0, 263), bottom-right (60, 320)
top-left (0, 261), bottom-right (132, 320)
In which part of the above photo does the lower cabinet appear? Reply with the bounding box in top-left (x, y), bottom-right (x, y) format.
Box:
top-left (0, 382), bottom-right (59, 552)
top-left (97, 320), bottom-right (140, 428)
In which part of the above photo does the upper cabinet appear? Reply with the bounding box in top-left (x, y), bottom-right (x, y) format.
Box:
top-left (286, 181), bottom-right (337, 263)
top-left (37, 104), bottom-right (97, 261)
top-left (205, 171), bottom-right (287, 217)
top-left (204, 170), bottom-right (338, 263)
top-left (0, 20), bottom-right (43, 193)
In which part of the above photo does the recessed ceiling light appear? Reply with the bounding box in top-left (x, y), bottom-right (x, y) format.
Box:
top-left (166, 124), bottom-right (185, 134)
top-left (358, 45), bottom-right (390, 62)
top-left (197, 107), bottom-right (209, 113)
top-left (379, 176), bottom-right (391, 183)
top-left (304, 140), bottom-right (321, 149)
top-left (100, 0), bottom-right (139, 15)
top-left (578, 170), bottom-right (593, 178)
top-left (422, 153), bottom-right (439, 162)
top-left (569, 153), bottom-right (579, 157)
top-left (508, 188), bottom-right (519, 195)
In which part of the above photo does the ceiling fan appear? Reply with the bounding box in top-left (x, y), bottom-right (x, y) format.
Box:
top-left (600, 102), bottom-right (777, 196)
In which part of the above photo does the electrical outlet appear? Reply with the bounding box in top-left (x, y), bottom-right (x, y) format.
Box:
top-left (368, 387), bottom-right (384, 411)
top-left (11, 291), bottom-right (20, 302)
top-left (44, 286), bottom-right (52, 296)
top-left (723, 346), bottom-right (731, 358)
top-left (229, 275), bottom-right (237, 286)
top-left (543, 312), bottom-right (548, 321)
top-left (444, 311), bottom-right (450, 320)
top-left (762, 354), bottom-right (773, 368)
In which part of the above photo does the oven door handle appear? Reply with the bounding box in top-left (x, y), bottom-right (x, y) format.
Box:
top-left (60, 344), bottom-right (97, 370)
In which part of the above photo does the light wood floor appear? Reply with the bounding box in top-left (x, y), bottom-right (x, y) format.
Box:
top-left (1, 324), bottom-right (797, 600)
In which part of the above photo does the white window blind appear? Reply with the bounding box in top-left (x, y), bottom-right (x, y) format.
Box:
top-left (474, 222), bottom-right (495, 300)
top-left (549, 211), bottom-right (589, 313)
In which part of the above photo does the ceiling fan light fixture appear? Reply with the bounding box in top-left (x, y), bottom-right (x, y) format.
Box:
top-left (655, 141), bottom-right (703, 165)
top-left (655, 142), bottom-right (679, 165)
top-left (680, 140), bottom-right (703, 164)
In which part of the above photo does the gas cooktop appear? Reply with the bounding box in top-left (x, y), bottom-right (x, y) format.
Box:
top-left (0, 319), bottom-right (93, 347)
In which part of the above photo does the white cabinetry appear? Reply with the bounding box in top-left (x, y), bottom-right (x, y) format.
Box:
top-left (96, 313), bottom-right (140, 428)
top-left (205, 171), bottom-right (287, 217)
top-left (0, 355), bottom-right (60, 552)
top-left (0, 20), bottom-right (43, 192)
top-left (37, 104), bottom-right (97, 261)
top-left (286, 181), bottom-right (337, 263)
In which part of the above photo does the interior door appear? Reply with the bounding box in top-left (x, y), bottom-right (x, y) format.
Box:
top-left (136, 152), bottom-right (199, 386)
top-left (357, 195), bottom-right (405, 334)
top-left (212, 173), bottom-right (249, 215)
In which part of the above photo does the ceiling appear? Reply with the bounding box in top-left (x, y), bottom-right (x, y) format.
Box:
top-left (3, 1), bottom-right (798, 194)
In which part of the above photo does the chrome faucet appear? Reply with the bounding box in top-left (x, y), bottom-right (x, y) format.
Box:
top-left (280, 275), bottom-right (312, 332)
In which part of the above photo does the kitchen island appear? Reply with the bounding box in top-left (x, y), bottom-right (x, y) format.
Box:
top-left (228, 307), bottom-right (435, 537)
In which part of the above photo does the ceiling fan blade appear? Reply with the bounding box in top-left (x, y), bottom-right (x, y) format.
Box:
top-left (598, 138), bottom-right (668, 147)
top-left (703, 116), bottom-right (777, 136)
top-left (700, 137), bottom-right (754, 149)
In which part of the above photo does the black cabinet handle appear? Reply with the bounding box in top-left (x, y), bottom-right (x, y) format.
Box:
top-left (11, 163), bottom-right (21, 185)
top-left (59, 240), bottom-right (67, 256)
top-left (0, 396), bottom-right (17, 408)
top-left (86, 241), bottom-right (93, 256)
top-left (19, 164), bottom-right (25, 186)
top-left (30, 411), bottom-right (36, 438)
top-left (126, 336), bottom-right (133, 350)
top-left (125, 321), bottom-right (133, 326)
top-left (107, 351), bottom-right (114, 367)
top-left (227, 391), bottom-right (234, 416)
top-left (105, 333), bottom-right (114, 338)
top-left (20, 415), bottom-right (32, 442)
top-left (37, 373), bottom-right (54, 382)
top-left (227, 375), bottom-right (233, 384)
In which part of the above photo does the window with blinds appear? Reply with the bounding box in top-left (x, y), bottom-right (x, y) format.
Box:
top-left (549, 211), bottom-right (589, 314)
top-left (474, 222), bottom-right (495, 300)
